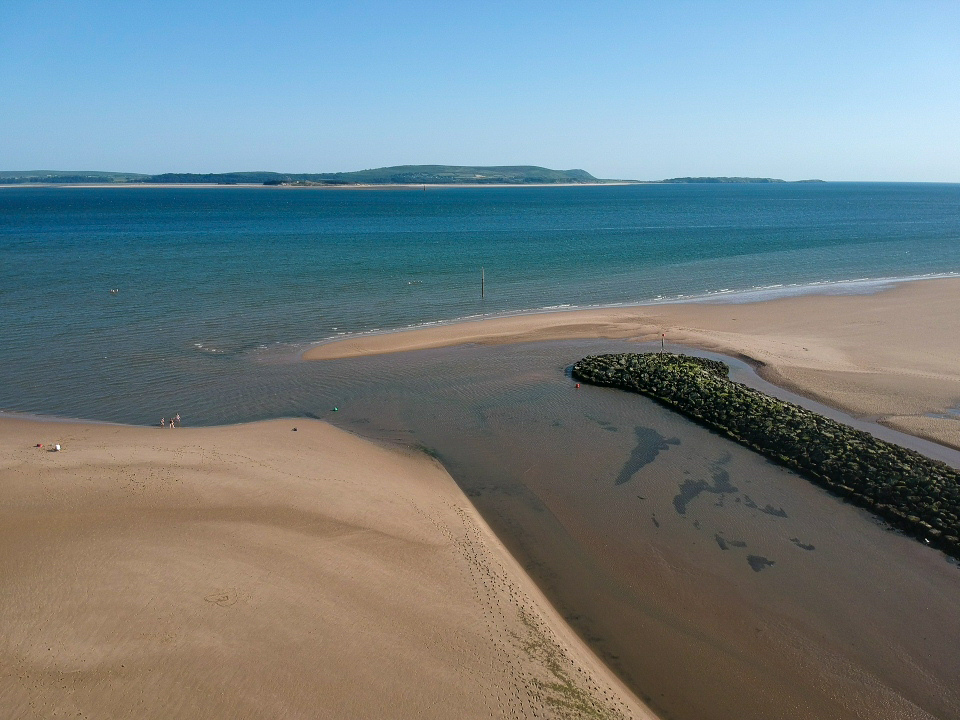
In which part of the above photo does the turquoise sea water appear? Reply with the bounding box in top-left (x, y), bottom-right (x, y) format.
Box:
top-left (1, 182), bottom-right (959, 423)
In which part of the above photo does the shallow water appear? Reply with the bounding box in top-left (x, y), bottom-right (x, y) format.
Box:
top-left (301, 340), bottom-right (960, 720)
top-left (3, 182), bottom-right (960, 421)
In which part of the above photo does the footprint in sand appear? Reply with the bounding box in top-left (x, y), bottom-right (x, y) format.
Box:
top-left (204, 589), bottom-right (239, 607)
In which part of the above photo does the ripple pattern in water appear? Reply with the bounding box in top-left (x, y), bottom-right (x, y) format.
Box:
top-left (2, 182), bottom-right (960, 421)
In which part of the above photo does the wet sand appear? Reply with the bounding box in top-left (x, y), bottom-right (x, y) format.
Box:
top-left (308, 340), bottom-right (960, 720)
top-left (304, 276), bottom-right (960, 450)
top-left (0, 417), bottom-right (651, 720)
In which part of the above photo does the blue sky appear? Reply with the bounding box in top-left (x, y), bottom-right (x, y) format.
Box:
top-left (1, 1), bottom-right (958, 180)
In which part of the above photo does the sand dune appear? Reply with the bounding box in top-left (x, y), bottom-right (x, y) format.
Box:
top-left (304, 277), bottom-right (960, 450)
top-left (0, 417), bottom-right (652, 719)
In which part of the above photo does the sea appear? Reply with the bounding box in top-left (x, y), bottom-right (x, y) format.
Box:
top-left (1, 181), bottom-right (959, 425)
top-left (4, 182), bottom-right (960, 720)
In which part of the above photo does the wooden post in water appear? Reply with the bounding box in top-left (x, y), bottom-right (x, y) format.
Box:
top-left (481, 267), bottom-right (485, 298)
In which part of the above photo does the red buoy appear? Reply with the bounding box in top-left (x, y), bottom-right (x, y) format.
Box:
top-left (576, 383), bottom-right (580, 388)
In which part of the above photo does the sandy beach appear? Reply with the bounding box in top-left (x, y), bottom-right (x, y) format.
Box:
top-left (5, 276), bottom-right (959, 719)
top-left (304, 276), bottom-right (960, 450)
top-left (0, 417), bottom-right (652, 719)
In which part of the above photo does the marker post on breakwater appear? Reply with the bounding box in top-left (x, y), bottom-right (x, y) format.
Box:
top-left (481, 267), bottom-right (485, 299)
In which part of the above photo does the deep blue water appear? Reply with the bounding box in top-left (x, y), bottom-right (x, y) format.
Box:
top-left (1, 182), bottom-right (959, 423)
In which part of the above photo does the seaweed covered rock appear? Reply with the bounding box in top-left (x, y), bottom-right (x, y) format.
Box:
top-left (572, 352), bottom-right (960, 559)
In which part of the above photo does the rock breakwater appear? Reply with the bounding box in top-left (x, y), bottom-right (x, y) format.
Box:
top-left (572, 352), bottom-right (960, 559)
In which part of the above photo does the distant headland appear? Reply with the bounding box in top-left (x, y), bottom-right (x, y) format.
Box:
top-left (0, 166), bottom-right (823, 186)
top-left (657, 176), bottom-right (824, 183)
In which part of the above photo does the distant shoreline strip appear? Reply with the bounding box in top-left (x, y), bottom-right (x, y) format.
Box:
top-left (303, 271), bottom-right (959, 353)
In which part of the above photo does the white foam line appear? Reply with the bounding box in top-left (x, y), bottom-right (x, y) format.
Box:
top-left (301, 271), bottom-right (960, 350)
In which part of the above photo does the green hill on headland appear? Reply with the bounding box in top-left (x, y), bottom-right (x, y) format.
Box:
top-left (0, 166), bottom-right (602, 185)
top-left (0, 167), bottom-right (826, 185)
top-left (149, 165), bottom-right (600, 185)
top-left (0, 170), bottom-right (149, 183)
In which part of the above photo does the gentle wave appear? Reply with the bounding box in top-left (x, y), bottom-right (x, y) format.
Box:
top-left (3, 183), bottom-right (959, 424)
top-left (302, 271), bottom-right (960, 351)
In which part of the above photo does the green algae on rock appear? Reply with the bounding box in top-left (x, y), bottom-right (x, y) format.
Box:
top-left (571, 352), bottom-right (960, 559)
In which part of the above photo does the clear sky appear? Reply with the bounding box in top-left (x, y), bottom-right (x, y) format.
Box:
top-left (2, 1), bottom-right (958, 181)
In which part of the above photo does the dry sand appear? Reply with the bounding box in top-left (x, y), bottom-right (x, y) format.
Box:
top-left (0, 417), bottom-right (652, 720)
top-left (304, 277), bottom-right (960, 450)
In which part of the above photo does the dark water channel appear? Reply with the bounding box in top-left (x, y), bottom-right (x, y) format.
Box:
top-left (304, 340), bottom-right (960, 720)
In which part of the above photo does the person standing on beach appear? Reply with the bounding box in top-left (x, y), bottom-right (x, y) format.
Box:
top-left (174, 413), bottom-right (181, 427)
top-left (160, 417), bottom-right (165, 428)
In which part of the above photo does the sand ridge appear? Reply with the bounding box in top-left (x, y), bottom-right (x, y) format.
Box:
top-left (0, 417), bottom-right (653, 719)
top-left (303, 277), bottom-right (960, 450)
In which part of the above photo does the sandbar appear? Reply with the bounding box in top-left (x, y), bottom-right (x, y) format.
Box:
top-left (304, 277), bottom-right (960, 450)
top-left (0, 417), bottom-right (652, 719)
